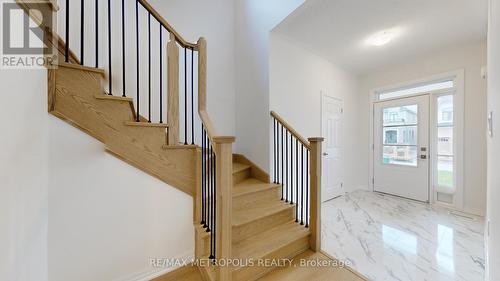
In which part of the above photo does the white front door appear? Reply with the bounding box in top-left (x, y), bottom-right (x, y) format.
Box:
top-left (322, 95), bottom-right (344, 202)
top-left (373, 95), bottom-right (430, 202)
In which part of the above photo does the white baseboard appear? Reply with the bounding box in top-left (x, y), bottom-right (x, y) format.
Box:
top-left (111, 250), bottom-right (194, 281)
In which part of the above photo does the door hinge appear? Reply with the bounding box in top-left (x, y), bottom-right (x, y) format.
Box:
top-left (341, 182), bottom-right (343, 188)
top-left (372, 178), bottom-right (375, 184)
top-left (341, 108), bottom-right (344, 114)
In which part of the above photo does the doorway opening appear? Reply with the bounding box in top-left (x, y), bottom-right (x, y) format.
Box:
top-left (321, 95), bottom-right (344, 202)
top-left (370, 71), bottom-right (464, 210)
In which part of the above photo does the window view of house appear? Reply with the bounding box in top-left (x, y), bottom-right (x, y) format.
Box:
top-left (437, 95), bottom-right (454, 190)
top-left (382, 105), bottom-right (418, 166)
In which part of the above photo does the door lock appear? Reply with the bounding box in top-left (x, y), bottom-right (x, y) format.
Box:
top-left (420, 155), bottom-right (427, 159)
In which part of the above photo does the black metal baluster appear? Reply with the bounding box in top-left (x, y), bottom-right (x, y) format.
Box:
top-left (65, 0), bottom-right (69, 62)
top-left (290, 134), bottom-right (293, 205)
top-left (107, 0), bottom-right (112, 95)
top-left (148, 13), bottom-right (151, 122)
top-left (285, 130), bottom-right (288, 202)
top-left (281, 124), bottom-right (284, 200)
top-left (277, 120), bottom-right (280, 184)
top-left (95, 0), bottom-right (98, 67)
top-left (135, 0), bottom-right (139, 121)
top-left (301, 144), bottom-right (304, 225)
top-left (80, 0), bottom-right (84, 65)
top-left (159, 26), bottom-right (163, 123)
top-left (273, 119), bottom-right (276, 183)
top-left (191, 49), bottom-right (194, 145)
top-left (184, 48), bottom-right (188, 145)
top-left (206, 140), bottom-right (211, 232)
top-left (201, 127), bottom-right (206, 226)
top-left (306, 150), bottom-right (309, 228)
top-left (209, 144), bottom-right (214, 259)
top-left (295, 139), bottom-right (299, 219)
top-left (121, 0), bottom-right (126, 97)
top-left (211, 149), bottom-right (216, 260)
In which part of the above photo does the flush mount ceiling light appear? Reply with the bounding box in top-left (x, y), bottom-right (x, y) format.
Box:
top-left (366, 28), bottom-right (400, 47)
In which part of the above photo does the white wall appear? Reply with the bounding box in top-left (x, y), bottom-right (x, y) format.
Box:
top-left (269, 34), bottom-right (364, 192)
top-left (486, 0), bottom-right (500, 279)
top-left (0, 69), bottom-right (49, 281)
top-left (234, 0), bottom-right (305, 171)
top-left (48, 118), bottom-right (193, 281)
top-left (359, 41), bottom-right (488, 216)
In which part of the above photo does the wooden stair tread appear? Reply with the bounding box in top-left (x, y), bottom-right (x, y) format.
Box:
top-left (94, 94), bottom-right (133, 102)
top-left (232, 199), bottom-right (294, 226)
top-left (233, 222), bottom-right (309, 260)
top-left (233, 178), bottom-right (280, 198)
top-left (57, 62), bottom-right (105, 74)
top-left (233, 162), bottom-right (251, 174)
top-left (162, 144), bottom-right (197, 150)
top-left (124, 121), bottom-right (169, 128)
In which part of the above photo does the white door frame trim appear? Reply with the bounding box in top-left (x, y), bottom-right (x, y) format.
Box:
top-left (369, 69), bottom-right (465, 211)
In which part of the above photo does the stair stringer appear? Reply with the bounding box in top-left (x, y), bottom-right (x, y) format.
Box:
top-left (49, 63), bottom-right (196, 196)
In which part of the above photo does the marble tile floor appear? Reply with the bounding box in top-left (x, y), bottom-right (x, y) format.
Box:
top-left (321, 191), bottom-right (485, 281)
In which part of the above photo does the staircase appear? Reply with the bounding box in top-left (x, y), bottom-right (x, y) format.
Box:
top-left (231, 156), bottom-right (310, 280)
top-left (18, 1), bottom-right (325, 280)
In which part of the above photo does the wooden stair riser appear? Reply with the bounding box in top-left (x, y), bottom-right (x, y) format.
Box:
top-left (232, 154), bottom-right (270, 183)
top-left (233, 168), bottom-right (251, 184)
top-left (232, 207), bottom-right (295, 243)
top-left (233, 187), bottom-right (282, 210)
top-left (51, 65), bottom-right (196, 195)
top-left (232, 235), bottom-right (310, 281)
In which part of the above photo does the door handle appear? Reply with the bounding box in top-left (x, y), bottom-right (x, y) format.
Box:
top-left (323, 152), bottom-right (329, 156)
top-left (420, 155), bottom-right (427, 159)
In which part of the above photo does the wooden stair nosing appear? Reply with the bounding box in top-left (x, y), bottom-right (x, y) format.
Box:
top-left (232, 200), bottom-right (295, 227)
top-left (162, 144), bottom-right (198, 150)
top-left (94, 94), bottom-right (133, 102)
top-left (57, 61), bottom-right (105, 74)
top-left (93, 93), bottom-right (150, 123)
top-left (233, 178), bottom-right (281, 198)
top-left (233, 154), bottom-right (270, 183)
top-left (232, 221), bottom-right (310, 261)
top-left (233, 162), bottom-right (251, 174)
top-left (124, 121), bottom-right (169, 128)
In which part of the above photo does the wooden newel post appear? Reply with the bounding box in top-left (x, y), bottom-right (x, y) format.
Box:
top-left (167, 33), bottom-right (179, 145)
top-left (308, 137), bottom-right (324, 252)
top-left (214, 136), bottom-right (235, 281)
top-left (197, 37), bottom-right (207, 113)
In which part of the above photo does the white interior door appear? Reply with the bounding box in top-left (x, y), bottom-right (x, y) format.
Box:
top-left (322, 96), bottom-right (344, 201)
top-left (373, 95), bottom-right (430, 202)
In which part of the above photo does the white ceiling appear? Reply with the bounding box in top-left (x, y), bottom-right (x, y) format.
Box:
top-left (272, 0), bottom-right (488, 76)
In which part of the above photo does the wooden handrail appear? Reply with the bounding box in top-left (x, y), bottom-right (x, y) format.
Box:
top-left (271, 111), bottom-right (311, 150)
top-left (138, 0), bottom-right (197, 49)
